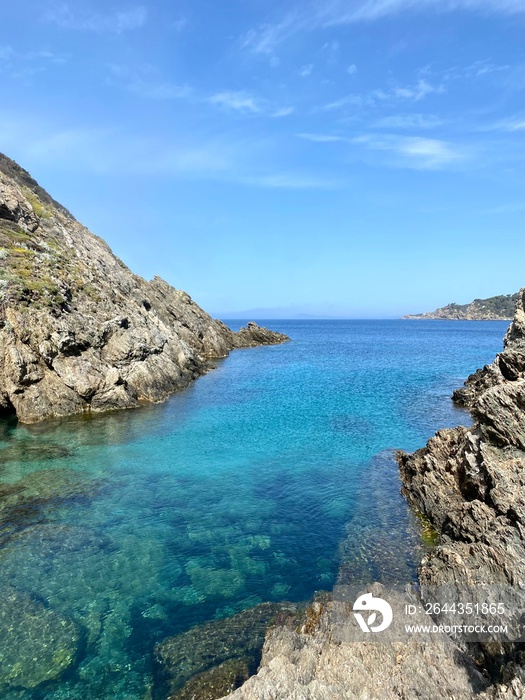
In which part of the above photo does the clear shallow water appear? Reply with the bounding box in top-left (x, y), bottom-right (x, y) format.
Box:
top-left (0, 320), bottom-right (508, 699)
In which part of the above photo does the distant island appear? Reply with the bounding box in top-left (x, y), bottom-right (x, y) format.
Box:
top-left (403, 292), bottom-right (519, 320)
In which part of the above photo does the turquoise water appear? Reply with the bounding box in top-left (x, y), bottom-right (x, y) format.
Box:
top-left (0, 320), bottom-right (507, 698)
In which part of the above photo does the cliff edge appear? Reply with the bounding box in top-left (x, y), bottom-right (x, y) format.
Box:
top-left (0, 154), bottom-right (288, 423)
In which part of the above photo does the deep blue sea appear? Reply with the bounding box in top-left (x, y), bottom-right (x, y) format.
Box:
top-left (0, 320), bottom-right (508, 699)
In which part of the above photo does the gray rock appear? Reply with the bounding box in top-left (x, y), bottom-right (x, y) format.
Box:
top-left (0, 154), bottom-right (289, 423)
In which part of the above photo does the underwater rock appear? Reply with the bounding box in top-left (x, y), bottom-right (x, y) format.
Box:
top-left (0, 585), bottom-right (80, 690)
top-left (167, 658), bottom-right (252, 700)
top-left (0, 468), bottom-right (103, 546)
top-left (154, 602), bottom-right (302, 699)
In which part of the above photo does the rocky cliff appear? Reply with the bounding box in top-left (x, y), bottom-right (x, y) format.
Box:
top-left (194, 292), bottom-right (524, 700)
top-left (404, 293), bottom-right (518, 320)
top-left (0, 153), bottom-right (288, 424)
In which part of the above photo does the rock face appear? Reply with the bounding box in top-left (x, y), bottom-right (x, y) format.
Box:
top-left (397, 288), bottom-right (525, 692)
top-left (0, 153), bottom-right (288, 423)
top-left (404, 293), bottom-right (518, 320)
top-left (217, 587), bottom-right (490, 700)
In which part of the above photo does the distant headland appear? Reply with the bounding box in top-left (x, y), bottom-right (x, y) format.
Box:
top-left (403, 292), bottom-right (519, 320)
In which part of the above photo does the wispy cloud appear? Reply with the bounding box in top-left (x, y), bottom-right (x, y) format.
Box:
top-left (321, 0), bottom-right (523, 24)
top-left (392, 79), bottom-right (445, 101)
top-left (209, 91), bottom-right (263, 113)
top-left (347, 64), bottom-right (358, 75)
top-left (354, 134), bottom-right (466, 169)
top-left (0, 111), bottom-right (331, 190)
top-left (273, 107), bottom-right (295, 117)
top-left (208, 91), bottom-right (293, 118)
top-left (108, 64), bottom-right (191, 100)
top-left (372, 113), bottom-right (444, 129)
top-left (241, 1), bottom-right (523, 58)
top-left (0, 44), bottom-right (68, 81)
top-left (322, 79), bottom-right (445, 112)
top-left (44, 3), bottom-right (147, 34)
top-left (478, 116), bottom-right (525, 132)
top-left (240, 172), bottom-right (341, 189)
top-left (299, 64), bottom-right (314, 77)
top-left (298, 133), bottom-right (346, 143)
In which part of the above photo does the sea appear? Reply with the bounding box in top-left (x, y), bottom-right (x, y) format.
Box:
top-left (0, 319), bottom-right (508, 699)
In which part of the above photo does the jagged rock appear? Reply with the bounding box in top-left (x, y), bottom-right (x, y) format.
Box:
top-left (221, 587), bottom-right (489, 700)
top-left (398, 288), bottom-right (525, 691)
top-left (234, 322), bottom-right (289, 348)
top-left (0, 154), bottom-right (288, 423)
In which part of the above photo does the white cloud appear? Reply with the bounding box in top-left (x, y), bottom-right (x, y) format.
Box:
top-left (272, 107), bottom-right (295, 117)
top-left (347, 64), bottom-right (358, 75)
top-left (478, 117), bottom-right (525, 132)
top-left (392, 79), bottom-right (444, 100)
top-left (44, 3), bottom-right (147, 34)
top-left (241, 173), bottom-right (341, 189)
top-left (324, 0), bottom-right (522, 23)
top-left (322, 79), bottom-right (445, 111)
top-left (298, 133), bottom-right (346, 142)
top-left (354, 134), bottom-right (465, 169)
top-left (322, 39), bottom-right (340, 51)
top-left (241, 1), bottom-right (523, 57)
top-left (372, 113), bottom-right (444, 129)
top-left (299, 64), bottom-right (314, 77)
top-left (209, 91), bottom-right (263, 113)
top-left (323, 95), bottom-right (364, 110)
top-left (208, 91), bottom-right (293, 118)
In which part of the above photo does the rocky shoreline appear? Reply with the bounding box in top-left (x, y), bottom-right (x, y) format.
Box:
top-left (0, 154), bottom-right (288, 424)
top-left (150, 291), bottom-right (525, 700)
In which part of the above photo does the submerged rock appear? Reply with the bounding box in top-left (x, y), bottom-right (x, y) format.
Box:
top-left (154, 602), bottom-right (302, 699)
top-left (0, 585), bottom-right (80, 690)
top-left (0, 153), bottom-right (289, 424)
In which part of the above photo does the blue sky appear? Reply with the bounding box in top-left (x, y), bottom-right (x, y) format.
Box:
top-left (0, 0), bottom-right (523, 317)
